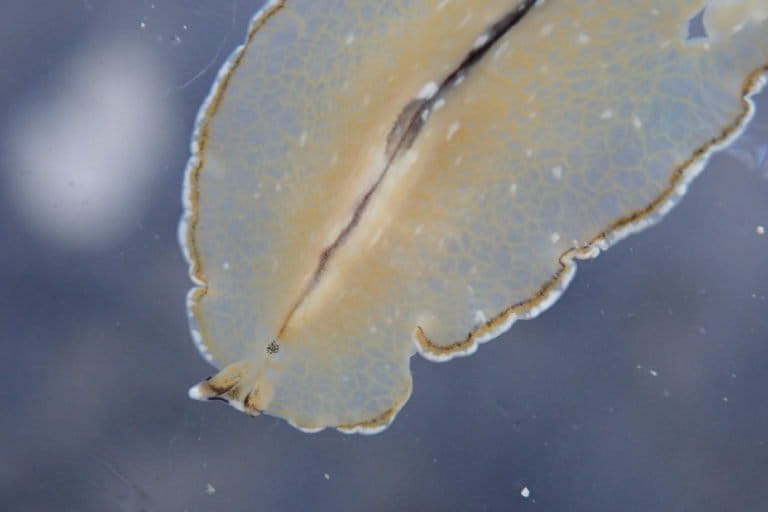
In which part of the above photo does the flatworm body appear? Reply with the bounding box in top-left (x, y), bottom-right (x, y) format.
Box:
top-left (180, 0), bottom-right (768, 433)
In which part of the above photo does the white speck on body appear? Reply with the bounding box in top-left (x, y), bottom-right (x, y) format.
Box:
top-left (576, 32), bottom-right (591, 44)
top-left (509, 183), bottom-right (518, 196)
top-left (446, 122), bottom-right (460, 140)
top-left (458, 11), bottom-right (473, 29)
top-left (540, 23), bottom-right (554, 37)
top-left (474, 310), bottom-right (487, 323)
top-left (275, 182), bottom-right (282, 192)
top-left (433, 98), bottom-right (446, 110)
top-left (493, 40), bottom-right (511, 60)
top-left (550, 232), bottom-right (560, 243)
top-left (551, 166), bottom-right (563, 179)
top-left (525, 148), bottom-right (534, 158)
top-left (600, 109), bottom-right (614, 120)
top-left (473, 32), bottom-right (490, 49)
top-left (222, 261), bottom-right (230, 270)
top-left (633, 116), bottom-right (643, 129)
top-left (299, 131), bottom-right (307, 147)
top-left (417, 81), bottom-right (439, 99)
top-left (368, 227), bottom-right (384, 248)
top-left (345, 32), bottom-right (355, 45)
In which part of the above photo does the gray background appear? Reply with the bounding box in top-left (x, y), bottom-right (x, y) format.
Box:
top-left (2, 1), bottom-right (767, 511)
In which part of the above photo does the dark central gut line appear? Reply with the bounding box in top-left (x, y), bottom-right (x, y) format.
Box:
top-left (275, 1), bottom-right (537, 340)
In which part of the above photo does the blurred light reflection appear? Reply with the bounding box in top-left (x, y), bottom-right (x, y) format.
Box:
top-left (3, 34), bottom-right (178, 250)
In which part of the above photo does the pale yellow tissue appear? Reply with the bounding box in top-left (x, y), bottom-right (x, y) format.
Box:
top-left (181, 0), bottom-right (768, 432)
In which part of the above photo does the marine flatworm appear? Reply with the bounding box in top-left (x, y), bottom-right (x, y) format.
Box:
top-left (180, 0), bottom-right (768, 433)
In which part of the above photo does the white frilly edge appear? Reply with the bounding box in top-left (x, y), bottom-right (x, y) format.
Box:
top-left (178, 0), bottom-right (283, 366)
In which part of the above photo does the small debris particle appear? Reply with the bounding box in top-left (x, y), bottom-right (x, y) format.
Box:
top-left (649, 369), bottom-right (658, 377)
top-left (324, 473), bottom-right (331, 480)
top-left (599, 109), bottom-right (614, 120)
top-left (757, 225), bottom-right (765, 235)
top-left (521, 486), bottom-right (531, 498)
top-left (205, 483), bottom-right (216, 495)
